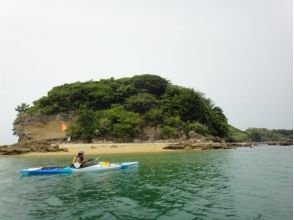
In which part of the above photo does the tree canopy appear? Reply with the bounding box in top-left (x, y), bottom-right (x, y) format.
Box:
top-left (23, 74), bottom-right (230, 141)
top-left (246, 128), bottom-right (293, 142)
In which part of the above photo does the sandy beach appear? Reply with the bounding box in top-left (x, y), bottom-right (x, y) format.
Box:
top-left (21, 142), bottom-right (173, 156)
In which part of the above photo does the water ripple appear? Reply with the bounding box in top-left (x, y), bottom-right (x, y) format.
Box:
top-left (0, 146), bottom-right (292, 220)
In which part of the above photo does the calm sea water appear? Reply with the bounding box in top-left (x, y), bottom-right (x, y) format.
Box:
top-left (0, 145), bottom-right (292, 220)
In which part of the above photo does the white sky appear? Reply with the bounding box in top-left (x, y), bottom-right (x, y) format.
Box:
top-left (0, 0), bottom-right (292, 145)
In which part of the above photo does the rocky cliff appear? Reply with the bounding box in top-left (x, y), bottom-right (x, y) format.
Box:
top-left (13, 112), bottom-right (75, 143)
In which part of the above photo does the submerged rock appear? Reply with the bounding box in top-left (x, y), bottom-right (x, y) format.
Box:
top-left (163, 143), bottom-right (186, 150)
top-left (163, 139), bottom-right (239, 151)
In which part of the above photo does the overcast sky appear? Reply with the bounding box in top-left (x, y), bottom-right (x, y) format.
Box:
top-left (0, 0), bottom-right (292, 145)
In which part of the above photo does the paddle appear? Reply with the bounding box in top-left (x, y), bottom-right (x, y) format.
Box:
top-left (87, 157), bottom-right (100, 162)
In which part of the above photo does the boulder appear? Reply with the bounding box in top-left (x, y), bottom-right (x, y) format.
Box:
top-left (0, 146), bottom-right (31, 155)
top-left (0, 141), bottom-right (63, 155)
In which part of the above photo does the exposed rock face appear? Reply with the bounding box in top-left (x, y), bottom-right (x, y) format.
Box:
top-left (0, 145), bottom-right (31, 155)
top-left (142, 126), bottom-right (162, 141)
top-left (13, 112), bottom-right (75, 143)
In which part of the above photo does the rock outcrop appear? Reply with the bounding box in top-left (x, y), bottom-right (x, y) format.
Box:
top-left (0, 141), bottom-right (68, 155)
top-left (163, 139), bottom-right (254, 151)
top-left (13, 112), bottom-right (75, 143)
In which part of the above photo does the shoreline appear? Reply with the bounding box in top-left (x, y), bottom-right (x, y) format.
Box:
top-left (2, 140), bottom-right (292, 157)
top-left (20, 142), bottom-right (174, 156)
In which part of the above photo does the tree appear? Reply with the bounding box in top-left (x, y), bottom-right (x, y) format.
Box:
top-left (132, 74), bottom-right (168, 96)
top-left (144, 108), bottom-right (164, 125)
top-left (21, 74), bottom-right (234, 141)
top-left (125, 93), bottom-right (158, 113)
top-left (98, 106), bottom-right (143, 141)
top-left (226, 125), bottom-right (250, 142)
top-left (15, 103), bottom-right (30, 115)
top-left (245, 128), bottom-right (293, 142)
top-left (163, 86), bottom-right (210, 123)
top-left (67, 105), bottom-right (97, 142)
top-left (96, 117), bottom-right (111, 136)
top-left (184, 121), bottom-right (209, 136)
top-left (209, 107), bottom-right (229, 138)
top-left (162, 126), bottom-right (178, 138)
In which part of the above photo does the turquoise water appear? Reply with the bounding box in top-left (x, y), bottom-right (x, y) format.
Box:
top-left (0, 145), bottom-right (292, 220)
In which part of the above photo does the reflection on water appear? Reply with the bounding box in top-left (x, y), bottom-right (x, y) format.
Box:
top-left (0, 146), bottom-right (292, 220)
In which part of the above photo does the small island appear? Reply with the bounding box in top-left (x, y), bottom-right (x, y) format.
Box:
top-left (1, 74), bottom-right (292, 155)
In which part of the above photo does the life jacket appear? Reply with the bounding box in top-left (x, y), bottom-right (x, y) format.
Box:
top-left (72, 155), bottom-right (84, 164)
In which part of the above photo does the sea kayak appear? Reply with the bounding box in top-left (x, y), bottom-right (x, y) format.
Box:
top-left (20, 161), bottom-right (139, 176)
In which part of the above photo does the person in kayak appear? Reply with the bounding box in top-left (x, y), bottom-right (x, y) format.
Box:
top-left (72, 150), bottom-right (86, 168)
top-left (72, 150), bottom-right (97, 168)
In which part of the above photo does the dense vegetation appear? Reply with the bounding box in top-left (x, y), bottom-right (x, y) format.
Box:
top-left (246, 128), bottom-right (293, 142)
top-left (17, 74), bottom-right (292, 143)
top-left (227, 125), bottom-right (251, 142)
top-left (21, 74), bottom-right (230, 142)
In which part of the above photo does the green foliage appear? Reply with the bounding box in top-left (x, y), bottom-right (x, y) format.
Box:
top-left (144, 108), bottom-right (164, 125)
top-left (227, 125), bottom-right (251, 142)
top-left (12, 127), bottom-right (19, 136)
top-left (26, 74), bottom-right (232, 141)
top-left (67, 106), bottom-right (143, 141)
top-left (208, 107), bottom-right (229, 137)
top-left (163, 116), bottom-right (182, 128)
top-left (33, 78), bottom-right (137, 114)
top-left (97, 106), bottom-right (143, 141)
top-left (125, 93), bottom-right (158, 113)
top-left (67, 105), bottom-right (97, 142)
top-left (162, 125), bottom-right (178, 138)
top-left (184, 121), bottom-right (209, 136)
top-left (162, 85), bottom-right (229, 138)
top-left (163, 85), bottom-right (211, 123)
top-left (15, 103), bottom-right (30, 115)
top-left (161, 116), bottom-right (183, 138)
top-left (132, 74), bottom-right (168, 96)
top-left (246, 128), bottom-right (293, 142)
top-left (95, 117), bottom-right (111, 136)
